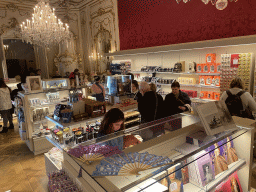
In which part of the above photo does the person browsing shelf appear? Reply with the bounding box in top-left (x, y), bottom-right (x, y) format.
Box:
top-left (164, 81), bottom-right (191, 117)
top-left (220, 77), bottom-right (256, 119)
top-left (97, 108), bottom-right (125, 150)
top-left (91, 76), bottom-right (105, 102)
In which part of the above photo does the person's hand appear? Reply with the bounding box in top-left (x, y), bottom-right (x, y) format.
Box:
top-left (178, 106), bottom-right (186, 111)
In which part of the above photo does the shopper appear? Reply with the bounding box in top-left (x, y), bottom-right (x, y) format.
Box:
top-left (0, 79), bottom-right (14, 133)
top-left (97, 108), bottom-right (125, 150)
top-left (164, 81), bottom-right (191, 117)
top-left (138, 81), bottom-right (164, 123)
top-left (91, 76), bottom-right (105, 102)
top-left (220, 77), bottom-right (256, 119)
top-left (132, 80), bottom-right (142, 102)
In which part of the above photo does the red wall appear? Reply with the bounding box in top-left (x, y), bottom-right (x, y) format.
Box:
top-left (118, 0), bottom-right (256, 51)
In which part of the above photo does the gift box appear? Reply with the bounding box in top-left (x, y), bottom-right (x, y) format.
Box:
top-left (206, 91), bottom-right (214, 100)
top-left (188, 78), bottom-right (196, 85)
top-left (216, 63), bottom-right (221, 73)
top-left (203, 63), bottom-right (209, 73)
top-left (61, 110), bottom-right (73, 123)
top-left (205, 76), bottom-right (213, 85)
top-left (214, 76), bottom-right (220, 86)
top-left (200, 91), bottom-right (208, 99)
top-left (213, 92), bottom-right (220, 100)
top-left (206, 53), bottom-right (216, 64)
top-left (197, 64), bottom-right (203, 73)
top-left (209, 63), bottom-right (215, 73)
top-left (199, 76), bottom-right (205, 85)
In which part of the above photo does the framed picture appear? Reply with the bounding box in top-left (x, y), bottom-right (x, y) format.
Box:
top-left (26, 76), bottom-right (43, 93)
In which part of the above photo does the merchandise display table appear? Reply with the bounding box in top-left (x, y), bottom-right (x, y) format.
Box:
top-left (45, 113), bottom-right (255, 192)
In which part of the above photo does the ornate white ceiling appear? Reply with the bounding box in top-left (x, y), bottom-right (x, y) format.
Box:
top-left (0, 0), bottom-right (93, 9)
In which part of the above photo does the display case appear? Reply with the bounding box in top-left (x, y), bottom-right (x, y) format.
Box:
top-left (17, 89), bottom-right (70, 155)
top-left (42, 78), bottom-right (70, 90)
top-left (45, 112), bottom-right (254, 192)
top-left (105, 75), bottom-right (132, 96)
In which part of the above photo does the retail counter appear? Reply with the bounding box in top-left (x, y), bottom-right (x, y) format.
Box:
top-left (45, 113), bottom-right (255, 192)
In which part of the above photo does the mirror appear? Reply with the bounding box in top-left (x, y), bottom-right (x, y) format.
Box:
top-left (3, 39), bottom-right (37, 79)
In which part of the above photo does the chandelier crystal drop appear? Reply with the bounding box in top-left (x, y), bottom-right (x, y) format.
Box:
top-left (20, 0), bottom-right (71, 46)
top-left (176, 0), bottom-right (237, 10)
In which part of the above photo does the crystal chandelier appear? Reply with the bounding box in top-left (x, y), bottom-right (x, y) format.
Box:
top-left (176, 0), bottom-right (238, 10)
top-left (20, 0), bottom-right (71, 47)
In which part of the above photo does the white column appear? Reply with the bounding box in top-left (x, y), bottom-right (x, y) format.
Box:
top-left (0, 36), bottom-right (7, 79)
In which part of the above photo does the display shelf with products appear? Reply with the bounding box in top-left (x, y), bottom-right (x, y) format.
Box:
top-left (17, 88), bottom-right (70, 155)
top-left (44, 109), bottom-right (254, 192)
top-left (120, 48), bottom-right (255, 103)
top-left (132, 71), bottom-right (221, 76)
top-left (45, 108), bottom-right (140, 148)
top-left (42, 78), bottom-right (70, 90)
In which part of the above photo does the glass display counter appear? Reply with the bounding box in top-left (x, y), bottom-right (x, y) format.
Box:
top-left (44, 113), bottom-right (255, 192)
top-left (105, 75), bottom-right (132, 96)
top-left (42, 78), bottom-right (70, 90)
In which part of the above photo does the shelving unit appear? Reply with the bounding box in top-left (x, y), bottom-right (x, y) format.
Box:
top-left (17, 89), bottom-right (70, 155)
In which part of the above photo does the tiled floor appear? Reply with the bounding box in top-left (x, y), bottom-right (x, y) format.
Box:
top-left (1, 120), bottom-right (256, 192)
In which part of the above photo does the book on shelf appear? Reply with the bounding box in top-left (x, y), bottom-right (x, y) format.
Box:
top-left (225, 136), bottom-right (239, 165)
top-left (195, 101), bottom-right (236, 136)
top-left (206, 139), bottom-right (228, 177)
top-left (157, 163), bottom-right (184, 192)
top-left (175, 143), bottom-right (215, 187)
top-left (228, 171), bottom-right (243, 192)
top-left (212, 171), bottom-right (242, 192)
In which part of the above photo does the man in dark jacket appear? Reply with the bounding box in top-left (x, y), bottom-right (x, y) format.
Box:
top-left (164, 81), bottom-right (191, 117)
top-left (138, 81), bottom-right (164, 140)
top-left (138, 81), bottom-right (164, 123)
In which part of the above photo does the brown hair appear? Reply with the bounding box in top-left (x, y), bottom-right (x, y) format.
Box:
top-left (230, 77), bottom-right (244, 89)
top-left (171, 81), bottom-right (180, 88)
top-left (132, 80), bottom-right (139, 90)
top-left (98, 108), bottom-right (125, 135)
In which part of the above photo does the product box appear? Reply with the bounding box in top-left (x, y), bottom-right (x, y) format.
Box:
top-left (199, 76), bottom-right (205, 85)
top-left (206, 53), bottom-right (216, 64)
top-left (213, 92), bottom-right (220, 100)
top-left (209, 63), bottom-right (215, 73)
top-left (203, 64), bottom-right (209, 73)
top-left (181, 77), bottom-right (186, 84)
top-left (213, 76), bottom-right (220, 87)
top-left (205, 76), bottom-right (213, 86)
top-left (207, 91), bottom-right (214, 100)
top-left (216, 63), bottom-right (221, 73)
top-left (200, 91), bottom-right (207, 99)
top-left (185, 78), bottom-right (190, 85)
top-left (197, 64), bottom-right (203, 73)
top-left (188, 78), bottom-right (196, 85)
